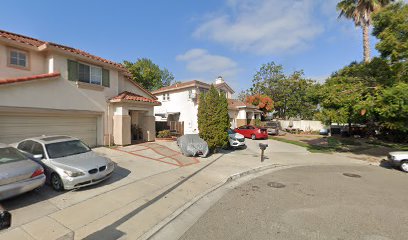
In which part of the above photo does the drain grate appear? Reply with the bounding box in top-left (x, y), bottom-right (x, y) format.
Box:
top-left (267, 182), bottom-right (286, 188)
top-left (343, 173), bottom-right (362, 178)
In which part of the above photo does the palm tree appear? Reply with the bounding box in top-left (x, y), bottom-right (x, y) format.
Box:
top-left (337, 0), bottom-right (394, 63)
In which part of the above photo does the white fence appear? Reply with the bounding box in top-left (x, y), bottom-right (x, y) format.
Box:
top-left (278, 120), bottom-right (324, 132)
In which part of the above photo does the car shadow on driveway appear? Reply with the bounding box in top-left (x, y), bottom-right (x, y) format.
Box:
top-left (1, 165), bottom-right (131, 211)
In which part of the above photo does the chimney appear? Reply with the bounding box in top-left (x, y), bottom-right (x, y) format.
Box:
top-left (215, 76), bottom-right (224, 84)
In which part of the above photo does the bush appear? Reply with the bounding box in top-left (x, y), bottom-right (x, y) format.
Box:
top-left (197, 85), bottom-right (229, 151)
top-left (254, 119), bottom-right (261, 126)
top-left (157, 130), bottom-right (171, 138)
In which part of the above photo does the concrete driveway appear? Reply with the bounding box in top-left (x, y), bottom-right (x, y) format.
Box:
top-left (0, 144), bottom-right (181, 239)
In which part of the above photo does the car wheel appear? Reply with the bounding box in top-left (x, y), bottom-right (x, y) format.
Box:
top-left (400, 161), bottom-right (408, 173)
top-left (251, 134), bottom-right (256, 140)
top-left (51, 173), bottom-right (64, 191)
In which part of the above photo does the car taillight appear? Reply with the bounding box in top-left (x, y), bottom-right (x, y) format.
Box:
top-left (31, 168), bottom-right (44, 178)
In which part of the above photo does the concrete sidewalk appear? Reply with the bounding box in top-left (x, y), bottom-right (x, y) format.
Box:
top-left (0, 139), bottom-right (370, 240)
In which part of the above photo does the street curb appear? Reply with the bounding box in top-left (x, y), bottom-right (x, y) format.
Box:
top-left (137, 163), bottom-right (284, 240)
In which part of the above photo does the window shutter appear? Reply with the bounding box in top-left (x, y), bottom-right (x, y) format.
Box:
top-left (102, 69), bottom-right (110, 87)
top-left (67, 60), bottom-right (78, 81)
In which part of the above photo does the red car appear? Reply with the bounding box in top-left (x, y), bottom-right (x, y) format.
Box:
top-left (234, 125), bottom-right (268, 140)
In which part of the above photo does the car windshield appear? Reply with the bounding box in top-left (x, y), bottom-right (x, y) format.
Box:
top-left (46, 140), bottom-right (91, 159)
top-left (0, 147), bottom-right (27, 164)
top-left (227, 129), bottom-right (236, 134)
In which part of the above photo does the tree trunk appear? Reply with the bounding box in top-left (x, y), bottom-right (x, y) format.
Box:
top-left (362, 23), bottom-right (371, 63)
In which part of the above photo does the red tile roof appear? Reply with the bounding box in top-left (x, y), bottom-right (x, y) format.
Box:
top-left (153, 80), bottom-right (236, 95)
top-left (0, 29), bottom-right (126, 71)
top-left (228, 99), bottom-right (258, 109)
top-left (152, 80), bottom-right (209, 94)
top-left (110, 91), bottom-right (161, 105)
top-left (0, 29), bottom-right (159, 100)
top-left (0, 72), bottom-right (61, 85)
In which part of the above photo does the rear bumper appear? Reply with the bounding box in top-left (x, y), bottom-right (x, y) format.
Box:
top-left (256, 133), bottom-right (269, 139)
top-left (0, 175), bottom-right (46, 200)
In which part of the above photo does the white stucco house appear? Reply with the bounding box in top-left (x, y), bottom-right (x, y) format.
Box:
top-left (152, 77), bottom-right (262, 134)
top-left (0, 29), bottom-right (160, 147)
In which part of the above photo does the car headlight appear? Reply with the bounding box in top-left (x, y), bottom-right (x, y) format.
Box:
top-left (108, 161), bottom-right (115, 169)
top-left (64, 170), bottom-right (85, 177)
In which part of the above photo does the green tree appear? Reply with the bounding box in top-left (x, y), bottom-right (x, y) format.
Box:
top-left (197, 91), bottom-right (208, 142)
top-left (250, 63), bottom-right (317, 119)
top-left (375, 82), bottom-right (408, 133)
top-left (197, 85), bottom-right (229, 151)
top-left (123, 58), bottom-right (175, 91)
top-left (372, 1), bottom-right (408, 82)
top-left (251, 61), bottom-right (285, 100)
top-left (161, 68), bottom-right (175, 87)
top-left (337, 0), bottom-right (394, 62)
top-left (316, 76), bottom-right (367, 128)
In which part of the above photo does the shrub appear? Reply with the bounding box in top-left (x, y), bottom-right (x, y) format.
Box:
top-left (197, 85), bottom-right (229, 151)
top-left (157, 130), bottom-right (171, 138)
top-left (254, 119), bottom-right (262, 126)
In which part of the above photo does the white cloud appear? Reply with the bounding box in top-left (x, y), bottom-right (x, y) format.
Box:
top-left (193, 0), bottom-right (324, 55)
top-left (176, 48), bottom-right (239, 80)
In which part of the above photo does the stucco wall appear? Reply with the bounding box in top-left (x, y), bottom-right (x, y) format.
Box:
top-left (0, 44), bottom-right (46, 79)
top-left (154, 88), bottom-right (199, 134)
top-left (0, 41), bottom-right (156, 146)
top-left (118, 75), bottom-right (153, 99)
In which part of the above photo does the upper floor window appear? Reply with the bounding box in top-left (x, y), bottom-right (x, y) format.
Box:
top-left (78, 63), bottom-right (102, 85)
top-left (67, 60), bottom-right (110, 87)
top-left (8, 48), bottom-right (29, 69)
top-left (162, 93), bottom-right (170, 101)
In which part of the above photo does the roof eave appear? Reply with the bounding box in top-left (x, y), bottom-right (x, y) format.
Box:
top-left (109, 99), bottom-right (161, 106)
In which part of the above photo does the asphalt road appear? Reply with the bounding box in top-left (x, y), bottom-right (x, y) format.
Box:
top-left (180, 165), bottom-right (408, 240)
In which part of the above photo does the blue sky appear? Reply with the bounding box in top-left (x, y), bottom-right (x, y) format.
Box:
top-left (0, 0), bottom-right (387, 93)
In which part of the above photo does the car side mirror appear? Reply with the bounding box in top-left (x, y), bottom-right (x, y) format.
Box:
top-left (32, 154), bottom-right (44, 160)
top-left (0, 211), bottom-right (11, 230)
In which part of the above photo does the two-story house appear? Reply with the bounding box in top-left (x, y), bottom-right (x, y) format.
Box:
top-left (0, 30), bottom-right (160, 147)
top-left (152, 76), bottom-right (262, 134)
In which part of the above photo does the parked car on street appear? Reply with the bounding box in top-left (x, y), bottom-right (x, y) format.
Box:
top-left (319, 128), bottom-right (330, 135)
top-left (0, 144), bottom-right (45, 200)
top-left (234, 125), bottom-right (268, 140)
top-left (13, 136), bottom-right (115, 191)
top-left (387, 151), bottom-right (408, 173)
top-left (265, 121), bottom-right (280, 135)
top-left (177, 134), bottom-right (209, 157)
top-left (227, 129), bottom-right (246, 148)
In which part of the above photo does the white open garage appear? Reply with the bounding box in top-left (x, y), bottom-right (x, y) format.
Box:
top-left (0, 111), bottom-right (100, 147)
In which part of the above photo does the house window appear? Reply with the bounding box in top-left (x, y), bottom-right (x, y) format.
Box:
top-left (8, 48), bottom-right (29, 69)
top-left (167, 93), bottom-right (170, 100)
top-left (188, 90), bottom-right (192, 99)
top-left (78, 62), bottom-right (102, 85)
top-left (90, 66), bottom-right (102, 85)
top-left (162, 94), bottom-right (166, 101)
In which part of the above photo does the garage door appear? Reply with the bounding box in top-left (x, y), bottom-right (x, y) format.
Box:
top-left (0, 114), bottom-right (98, 147)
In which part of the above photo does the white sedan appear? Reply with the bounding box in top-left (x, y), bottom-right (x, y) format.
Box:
top-left (387, 151), bottom-right (408, 173)
top-left (228, 129), bottom-right (246, 148)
